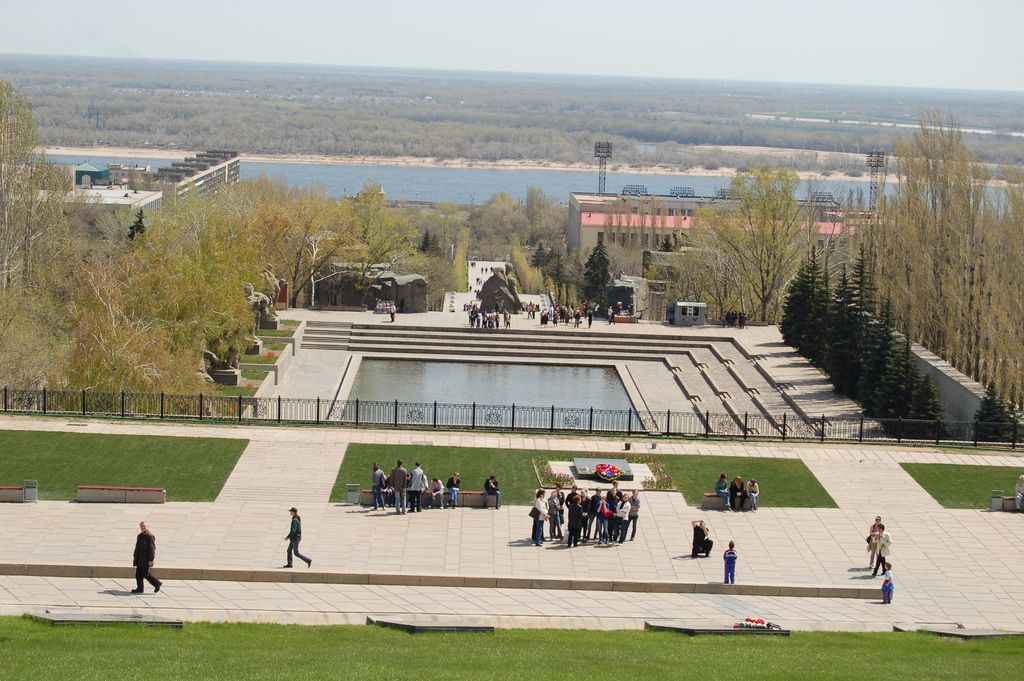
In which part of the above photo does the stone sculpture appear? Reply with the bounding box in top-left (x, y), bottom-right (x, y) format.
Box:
top-left (245, 282), bottom-right (279, 330)
top-left (477, 263), bottom-right (523, 312)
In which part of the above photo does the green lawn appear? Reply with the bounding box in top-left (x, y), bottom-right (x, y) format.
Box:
top-left (241, 369), bottom-right (269, 380)
top-left (901, 463), bottom-right (1022, 508)
top-left (659, 455), bottom-right (837, 507)
top-left (0, 430), bottom-right (248, 501)
top-left (332, 444), bottom-right (543, 504)
top-left (216, 386), bottom-right (257, 397)
top-left (1, 618), bottom-right (1017, 681)
top-left (333, 446), bottom-right (835, 508)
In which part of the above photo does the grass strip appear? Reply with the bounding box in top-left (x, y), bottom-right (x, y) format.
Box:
top-left (0, 430), bottom-right (247, 501)
top-left (0, 618), bottom-right (1017, 681)
top-left (659, 455), bottom-right (836, 508)
top-left (901, 463), bottom-right (1022, 508)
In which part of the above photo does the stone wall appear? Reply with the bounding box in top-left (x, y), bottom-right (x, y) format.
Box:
top-left (910, 344), bottom-right (986, 423)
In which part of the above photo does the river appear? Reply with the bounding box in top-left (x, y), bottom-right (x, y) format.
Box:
top-left (50, 153), bottom-right (872, 205)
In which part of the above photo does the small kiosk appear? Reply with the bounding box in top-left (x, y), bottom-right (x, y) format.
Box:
top-left (670, 301), bottom-right (707, 326)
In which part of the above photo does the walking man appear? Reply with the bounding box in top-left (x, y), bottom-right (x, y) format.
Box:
top-left (391, 460), bottom-right (409, 514)
top-left (131, 521), bottom-right (162, 594)
top-left (283, 507), bottom-right (312, 568)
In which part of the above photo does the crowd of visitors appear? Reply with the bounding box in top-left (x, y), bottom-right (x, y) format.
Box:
top-left (529, 483), bottom-right (641, 547)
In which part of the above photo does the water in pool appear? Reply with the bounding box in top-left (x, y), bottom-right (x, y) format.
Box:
top-left (347, 359), bottom-right (632, 410)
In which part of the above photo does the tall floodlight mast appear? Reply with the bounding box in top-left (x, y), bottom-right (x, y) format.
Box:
top-left (866, 151), bottom-right (886, 211)
top-left (594, 141), bottom-right (613, 194)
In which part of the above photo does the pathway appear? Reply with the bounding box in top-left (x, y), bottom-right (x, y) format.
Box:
top-left (1, 416), bottom-right (1022, 630)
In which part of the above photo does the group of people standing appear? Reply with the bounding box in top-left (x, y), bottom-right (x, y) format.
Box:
top-left (467, 305), bottom-right (510, 329)
top-left (529, 483), bottom-right (640, 547)
top-left (539, 303), bottom-right (594, 328)
top-left (867, 515), bottom-right (895, 603)
top-left (722, 311), bottom-right (747, 328)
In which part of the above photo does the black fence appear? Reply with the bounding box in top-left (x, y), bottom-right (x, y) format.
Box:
top-left (1, 386), bottom-right (1020, 449)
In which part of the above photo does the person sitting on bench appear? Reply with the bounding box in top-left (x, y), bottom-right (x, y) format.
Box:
top-left (484, 475), bottom-right (501, 509)
top-left (715, 474), bottom-right (729, 503)
top-left (729, 476), bottom-right (748, 511)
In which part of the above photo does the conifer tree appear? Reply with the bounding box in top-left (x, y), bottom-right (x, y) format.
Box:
top-left (857, 300), bottom-right (896, 415)
top-left (826, 267), bottom-right (861, 396)
top-left (780, 257), bottom-right (810, 348)
top-left (128, 208), bottom-right (146, 240)
top-left (910, 372), bottom-right (943, 421)
top-left (873, 335), bottom-right (914, 420)
top-left (582, 237), bottom-right (611, 301)
top-left (802, 250), bottom-right (830, 367)
top-left (975, 383), bottom-right (1016, 442)
top-left (531, 243), bottom-right (547, 268)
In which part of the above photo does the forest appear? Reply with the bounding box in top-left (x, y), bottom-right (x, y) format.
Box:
top-left (4, 54), bottom-right (1024, 172)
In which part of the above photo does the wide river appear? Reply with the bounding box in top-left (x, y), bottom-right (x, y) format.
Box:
top-left (50, 153), bottom-right (871, 204)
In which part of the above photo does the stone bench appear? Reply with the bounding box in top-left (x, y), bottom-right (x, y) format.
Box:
top-left (76, 486), bottom-right (166, 503)
top-left (1001, 496), bottom-right (1019, 512)
top-left (0, 486), bottom-right (25, 503)
top-left (701, 492), bottom-right (752, 511)
top-left (359, 489), bottom-right (498, 508)
top-left (614, 315), bottom-right (638, 324)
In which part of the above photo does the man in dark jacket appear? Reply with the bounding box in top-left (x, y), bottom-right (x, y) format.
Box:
top-left (566, 494), bottom-right (584, 548)
top-left (283, 507), bottom-right (312, 568)
top-left (132, 521), bottom-right (162, 594)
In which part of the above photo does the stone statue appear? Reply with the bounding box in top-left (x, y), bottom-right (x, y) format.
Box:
top-left (262, 264), bottom-right (282, 304)
top-left (245, 282), bottom-right (278, 329)
top-left (477, 263), bottom-right (523, 312)
top-left (202, 347), bottom-right (241, 386)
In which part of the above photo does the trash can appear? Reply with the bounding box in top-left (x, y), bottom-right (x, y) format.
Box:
top-left (346, 484), bottom-right (361, 505)
top-left (989, 490), bottom-right (1004, 512)
top-left (23, 480), bottom-right (38, 503)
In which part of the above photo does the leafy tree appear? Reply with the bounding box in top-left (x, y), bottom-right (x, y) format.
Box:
top-left (0, 80), bottom-right (68, 291)
top-left (582, 237), bottom-right (611, 301)
top-left (696, 167), bottom-right (812, 322)
top-left (974, 383), bottom-right (1016, 442)
top-left (128, 209), bottom-right (146, 240)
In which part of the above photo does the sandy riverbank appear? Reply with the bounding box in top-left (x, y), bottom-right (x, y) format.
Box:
top-left (44, 145), bottom-right (877, 183)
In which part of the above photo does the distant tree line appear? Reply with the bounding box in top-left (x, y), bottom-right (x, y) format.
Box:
top-left (5, 55), bottom-right (1024, 170)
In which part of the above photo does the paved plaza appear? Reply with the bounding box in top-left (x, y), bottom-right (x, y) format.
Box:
top-left (1, 415), bottom-right (1022, 631)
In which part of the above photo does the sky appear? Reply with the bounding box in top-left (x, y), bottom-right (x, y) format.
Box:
top-left (5, 0), bottom-right (1023, 92)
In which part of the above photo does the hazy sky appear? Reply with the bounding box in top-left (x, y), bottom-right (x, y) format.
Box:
top-left (5, 0), bottom-right (1023, 91)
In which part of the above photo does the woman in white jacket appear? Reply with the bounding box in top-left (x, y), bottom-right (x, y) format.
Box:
top-left (532, 489), bottom-right (549, 546)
